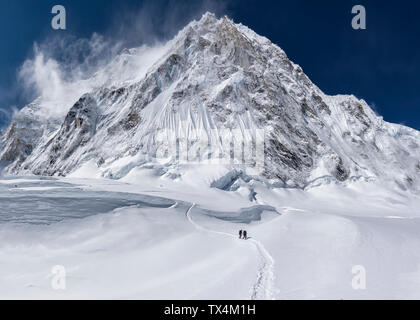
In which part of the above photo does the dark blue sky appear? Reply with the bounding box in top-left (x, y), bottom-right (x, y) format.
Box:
top-left (0, 0), bottom-right (419, 130)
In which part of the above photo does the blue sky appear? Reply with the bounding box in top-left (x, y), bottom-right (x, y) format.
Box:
top-left (0, 0), bottom-right (419, 130)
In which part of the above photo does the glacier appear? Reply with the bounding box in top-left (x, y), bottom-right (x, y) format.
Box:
top-left (1, 13), bottom-right (420, 299)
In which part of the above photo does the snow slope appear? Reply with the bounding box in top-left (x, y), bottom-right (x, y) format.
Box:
top-left (1, 171), bottom-right (420, 299)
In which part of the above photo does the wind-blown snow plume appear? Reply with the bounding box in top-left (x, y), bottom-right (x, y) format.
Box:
top-left (1, 13), bottom-right (420, 194)
top-left (17, 34), bottom-right (124, 119)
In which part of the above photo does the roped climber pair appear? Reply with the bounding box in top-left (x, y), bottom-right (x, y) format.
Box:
top-left (239, 230), bottom-right (248, 240)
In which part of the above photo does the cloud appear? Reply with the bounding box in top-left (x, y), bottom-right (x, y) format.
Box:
top-left (19, 47), bottom-right (65, 104)
top-left (17, 31), bottom-right (127, 118)
top-left (13, 0), bottom-right (228, 122)
top-left (0, 106), bottom-right (18, 132)
top-left (0, 82), bottom-right (20, 131)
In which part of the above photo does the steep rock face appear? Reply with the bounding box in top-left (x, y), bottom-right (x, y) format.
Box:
top-left (0, 100), bottom-right (61, 173)
top-left (1, 13), bottom-right (419, 191)
top-left (31, 94), bottom-right (99, 176)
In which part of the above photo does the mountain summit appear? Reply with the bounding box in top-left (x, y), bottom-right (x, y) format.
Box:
top-left (1, 13), bottom-right (419, 190)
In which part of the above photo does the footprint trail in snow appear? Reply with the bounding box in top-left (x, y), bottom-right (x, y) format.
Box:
top-left (185, 203), bottom-right (277, 300)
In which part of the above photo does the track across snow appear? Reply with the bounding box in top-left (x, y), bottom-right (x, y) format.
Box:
top-left (248, 238), bottom-right (276, 300)
top-left (185, 203), bottom-right (277, 300)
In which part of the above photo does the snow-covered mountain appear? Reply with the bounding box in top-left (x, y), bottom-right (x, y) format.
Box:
top-left (3, 13), bottom-right (420, 300)
top-left (1, 12), bottom-right (419, 191)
